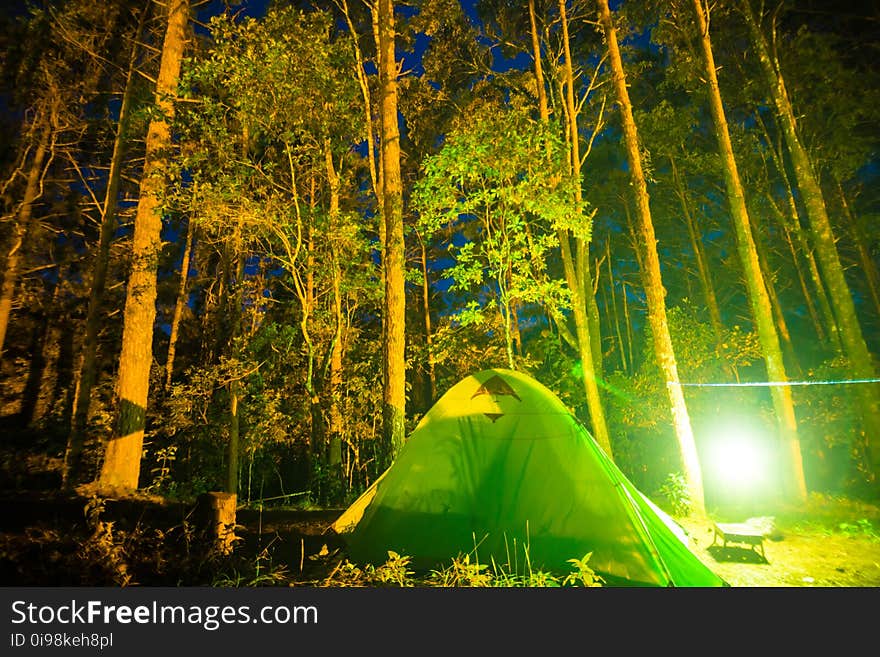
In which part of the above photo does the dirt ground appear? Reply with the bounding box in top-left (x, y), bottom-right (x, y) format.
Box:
top-left (674, 513), bottom-right (880, 587)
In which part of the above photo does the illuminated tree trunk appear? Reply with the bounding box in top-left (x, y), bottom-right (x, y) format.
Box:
top-left (65, 6), bottom-right (147, 488)
top-left (694, 0), bottom-right (805, 503)
top-left (378, 0), bottom-right (406, 467)
top-left (164, 216), bottom-right (194, 390)
top-left (417, 231), bottom-right (437, 402)
top-left (752, 218), bottom-right (800, 376)
top-left (670, 157), bottom-right (723, 341)
top-left (555, 0), bottom-right (613, 457)
top-left (606, 238), bottom-right (628, 373)
top-left (325, 139), bottom-right (344, 481)
top-left (755, 111), bottom-right (841, 354)
top-left (225, 246), bottom-right (244, 496)
top-left (836, 179), bottom-right (880, 321)
top-left (98, 0), bottom-right (188, 493)
top-left (339, 0), bottom-right (383, 222)
top-left (741, 0), bottom-right (880, 478)
top-left (599, 0), bottom-right (705, 513)
top-left (0, 114), bottom-right (51, 360)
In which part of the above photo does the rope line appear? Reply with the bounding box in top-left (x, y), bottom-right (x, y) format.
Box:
top-left (668, 378), bottom-right (880, 388)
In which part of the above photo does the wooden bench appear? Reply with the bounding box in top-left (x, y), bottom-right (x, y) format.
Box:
top-left (711, 522), bottom-right (767, 559)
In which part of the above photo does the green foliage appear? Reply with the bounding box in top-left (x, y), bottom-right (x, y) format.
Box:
top-left (837, 519), bottom-right (879, 541)
top-left (322, 548), bottom-right (603, 588)
top-left (427, 553), bottom-right (494, 587)
top-left (562, 553), bottom-right (604, 587)
top-left (657, 472), bottom-right (691, 517)
top-left (413, 101), bottom-right (583, 366)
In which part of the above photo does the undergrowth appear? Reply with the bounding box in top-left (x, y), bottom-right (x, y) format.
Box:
top-left (319, 548), bottom-right (603, 588)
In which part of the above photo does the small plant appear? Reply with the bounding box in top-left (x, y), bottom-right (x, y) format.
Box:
top-left (428, 553), bottom-right (493, 587)
top-left (78, 496), bottom-right (133, 586)
top-left (322, 559), bottom-right (367, 587)
top-left (658, 472), bottom-right (691, 517)
top-left (562, 552), bottom-right (604, 587)
top-left (838, 518), bottom-right (879, 541)
top-left (146, 445), bottom-right (178, 493)
top-left (372, 551), bottom-right (414, 586)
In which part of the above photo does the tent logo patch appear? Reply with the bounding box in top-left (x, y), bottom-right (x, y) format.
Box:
top-left (471, 374), bottom-right (522, 401)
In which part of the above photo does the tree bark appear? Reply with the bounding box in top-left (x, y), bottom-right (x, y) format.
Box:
top-left (741, 0), bottom-right (880, 479)
top-left (378, 0), bottom-right (406, 467)
top-left (325, 139), bottom-right (344, 485)
top-left (164, 217), bottom-right (194, 391)
top-left (0, 115), bottom-right (52, 360)
top-left (695, 0), bottom-right (806, 502)
top-left (556, 0), bottom-right (613, 456)
top-left (417, 231), bottom-right (437, 402)
top-left (670, 156), bottom-right (723, 341)
top-left (606, 238), bottom-right (628, 373)
top-left (98, 0), bottom-right (189, 493)
top-left (836, 178), bottom-right (880, 322)
top-left (65, 4), bottom-right (147, 488)
top-left (755, 110), bottom-right (841, 354)
top-left (599, 0), bottom-right (706, 514)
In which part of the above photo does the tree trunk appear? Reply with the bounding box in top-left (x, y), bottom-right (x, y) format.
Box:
top-left (339, 0), bottom-right (382, 222)
top-left (557, 0), bottom-right (613, 456)
top-left (741, 0), bottom-right (880, 480)
top-left (417, 231), bottom-right (437, 402)
top-left (695, 0), bottom-right (806, 503)
top-left (378, 0), bottom-right (406, 468)
top-left (599, 0), bottom-right (706, 514)
top-left (755, 110), bottom-right (841, 354)
top-left (670, 156), bottom-right (724, 341)
top-left (752, 217), bottom-right (801, 377)
top-left (606, 238), bottom-right (628, 373)
top-left (836, 178), bottom-right (880, 322)
top-left (325, 139), bottom-right (344, 486)
top-left (0, 116), bottom-right (51, 360)
top-left (98, 0), bottom-right (189, 493)
top-left (65, 3), bottom-right (146, 489)
top-left (226, 378), bottom-right (240, 495)
top-left (164, 217), bottom-right (194, 390)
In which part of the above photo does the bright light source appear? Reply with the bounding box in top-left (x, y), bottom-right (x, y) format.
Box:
top-left (705, 423), bottom-right (769, 491)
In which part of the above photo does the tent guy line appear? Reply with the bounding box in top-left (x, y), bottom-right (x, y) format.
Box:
top-left (669, 378), bottom-right (880, 388)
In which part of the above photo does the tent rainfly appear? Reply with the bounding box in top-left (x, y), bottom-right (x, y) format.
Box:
top-left (332, 369), bottom-right (726, 586)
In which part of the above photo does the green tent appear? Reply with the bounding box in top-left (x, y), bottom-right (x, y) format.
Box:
top-left (333, 369), bottom-right (726, 587)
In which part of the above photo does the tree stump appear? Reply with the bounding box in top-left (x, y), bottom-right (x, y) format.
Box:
top-left (194, 492), bottom-right (237, 554)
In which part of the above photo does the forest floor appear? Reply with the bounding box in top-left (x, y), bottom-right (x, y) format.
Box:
top-left (1, 450), bottom-right (879, 587)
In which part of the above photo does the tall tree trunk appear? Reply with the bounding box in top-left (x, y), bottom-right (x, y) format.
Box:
top-left (338, 0), bottom-right (382, 222)
top-left (599, 0), bottom-right (706, 514)
top-left (227, 377), bottom-right (240, 495)
top-left (226, 246), bottom-right (245, 497)
top-left (325, 138), bottom-right (344, 487)
top-left (557, 0), bottom-right (613, 456)
top-left (19, 290), bottom-right (53, 426)
top-left (741, 0), bottom-right (880, 479)
top-left (752, 217), bottom-right (801, 377)
top-left (836, 178), bottom-right (880, 322)
top-left (670, 156), bottom-right (723, 340)
top-left (0, 115), bottom-right (52, 360)
top-left (164, 216), bottom-right (194, 390)
top-left (378, 0), bottom-right (406, 467)
top-left (98, 0), bottom-right (188, 493)
top-left (694, 0), bottom-right (805, 503)
top-left (65, 4), bottom-right (146, 488)
top-left (755, 110), bottom-right (841, 354)
top-left (416, 230), bottom-right (437, 403)
top-left (766, 191), bottom-right (826, 344)
top-left (606, 238), bottom-right (628, 373)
